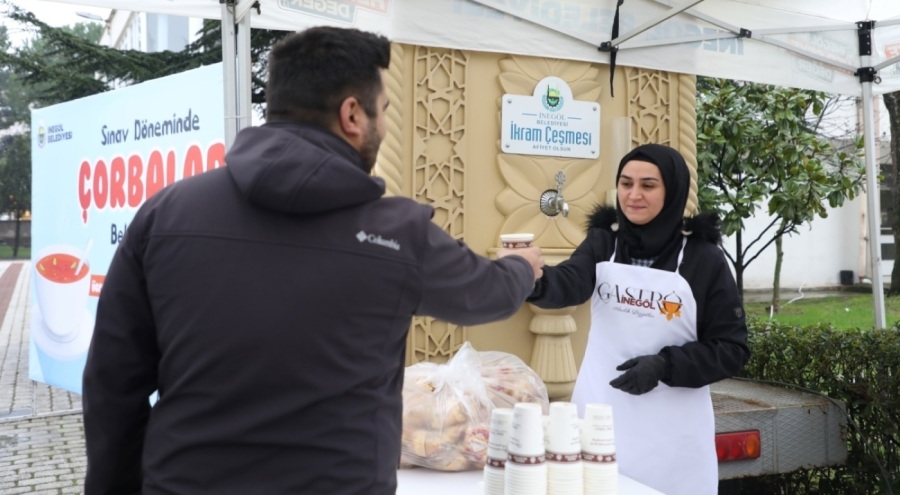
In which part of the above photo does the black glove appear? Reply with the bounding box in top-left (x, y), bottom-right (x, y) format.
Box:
top-left (609, 355), bottom-right (667, 395)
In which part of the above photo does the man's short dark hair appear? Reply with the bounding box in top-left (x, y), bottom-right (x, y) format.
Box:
top-left (265, 26), bottom-right (391, 128)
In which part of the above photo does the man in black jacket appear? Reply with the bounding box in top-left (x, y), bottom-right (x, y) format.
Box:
top-left (82, 26), bottom-right (543, 495)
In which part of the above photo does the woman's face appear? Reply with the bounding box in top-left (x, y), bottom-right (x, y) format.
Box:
top-left (617, 159), bottom-right (666, 225)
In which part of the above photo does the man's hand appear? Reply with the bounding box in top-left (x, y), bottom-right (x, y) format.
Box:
top-left (498, 246), bottom-right (544, 282)
top-left (609, 355), bottom-right (667, 395)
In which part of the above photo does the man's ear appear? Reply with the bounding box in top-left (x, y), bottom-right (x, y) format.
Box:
top-left (336, 96), bottom-right (365, 143)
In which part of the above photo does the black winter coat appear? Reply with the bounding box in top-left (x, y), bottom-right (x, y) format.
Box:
top-left (82, 121), bottom-right (535, 495)
top-left (528, 206), bottom-right (750, 387)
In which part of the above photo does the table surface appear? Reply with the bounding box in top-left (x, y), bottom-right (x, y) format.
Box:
top-left (397, 468), bottom-right (664, 494)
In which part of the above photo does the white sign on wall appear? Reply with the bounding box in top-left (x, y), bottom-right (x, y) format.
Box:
top-left (501, 76), bottom-right (601, 159)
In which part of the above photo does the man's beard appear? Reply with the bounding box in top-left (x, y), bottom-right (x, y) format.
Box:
top-left (358, 120), bottom-right (381, 174)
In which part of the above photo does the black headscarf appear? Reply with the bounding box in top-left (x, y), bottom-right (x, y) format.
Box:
top-left (614, 144), bottom-right (690, 261)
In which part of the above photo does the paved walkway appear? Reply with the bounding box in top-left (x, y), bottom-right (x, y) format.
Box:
top-left (0, 261), bottom-right (86, 494)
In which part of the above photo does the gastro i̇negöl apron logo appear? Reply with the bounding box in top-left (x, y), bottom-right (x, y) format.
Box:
top-left (597, 283), bottom-right (683, 321)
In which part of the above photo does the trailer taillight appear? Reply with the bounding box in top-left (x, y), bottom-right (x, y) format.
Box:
top-left (715, 430), bottom-right (761, 462)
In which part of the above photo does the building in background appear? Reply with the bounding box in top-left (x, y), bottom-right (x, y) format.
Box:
top-left (99, 10), bottom-right (201, 52)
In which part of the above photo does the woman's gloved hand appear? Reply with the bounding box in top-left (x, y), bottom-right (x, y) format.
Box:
top-left (609, 355), bottom-right (667, 395)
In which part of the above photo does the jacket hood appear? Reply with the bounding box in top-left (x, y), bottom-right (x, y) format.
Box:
top-left (225, 121), bottom-right (385, 214)
top-left (587, 205), bottom-right (723, 245)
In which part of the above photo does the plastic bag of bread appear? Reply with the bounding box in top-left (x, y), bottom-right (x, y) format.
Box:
top-left (478, 349), bottom-right (549, 409)
top-left (400, 342), bottom-right (549, 471)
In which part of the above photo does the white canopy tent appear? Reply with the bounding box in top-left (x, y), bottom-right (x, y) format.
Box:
top-left (39, 0), bottom-right (900, 328)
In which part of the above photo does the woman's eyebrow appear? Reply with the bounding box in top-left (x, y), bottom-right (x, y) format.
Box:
top-left (620, 173), bottom-right (661, 182)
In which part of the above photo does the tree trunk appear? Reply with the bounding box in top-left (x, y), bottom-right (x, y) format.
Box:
top-left (772, 228), bottom-right (784, 313)
top-left (735, 229), bottom-right (744, 298)
top-left (13, 214), bottom-right (21, 258)
top-left (884, 91), bottom-right (900, 295)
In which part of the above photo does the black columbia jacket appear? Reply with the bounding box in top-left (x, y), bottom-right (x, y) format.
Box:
top-left (83, 121), bottom-right (534, 495)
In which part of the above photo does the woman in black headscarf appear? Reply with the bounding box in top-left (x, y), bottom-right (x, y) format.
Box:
top-left (524, 143), bottom-right (749, 495)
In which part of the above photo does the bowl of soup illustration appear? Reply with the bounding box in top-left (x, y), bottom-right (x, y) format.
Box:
top-left (33, 244), bottom-right (91, 342)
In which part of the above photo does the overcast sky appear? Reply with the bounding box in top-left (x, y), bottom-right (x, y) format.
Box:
top-left (3, 1), bottom-right (111, 47)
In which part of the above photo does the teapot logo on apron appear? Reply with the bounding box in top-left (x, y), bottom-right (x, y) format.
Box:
top-left (659, 292), bottom-right (683, 321)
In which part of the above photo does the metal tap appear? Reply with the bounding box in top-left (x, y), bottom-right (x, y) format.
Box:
top-left (539, 170), bottom-right (569, 217)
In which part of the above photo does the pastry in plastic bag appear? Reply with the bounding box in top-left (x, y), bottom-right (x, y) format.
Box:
top-left (400, 342), bottom-right (549, 471)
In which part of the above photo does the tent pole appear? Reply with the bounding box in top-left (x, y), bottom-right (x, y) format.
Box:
top-left (221, 2), bottom-right (238, 149)
top-left (237, 8), bottom-right (252, 132)
top-left (862, 84), bottom-right (887, 329)
top-left (860, 62), bottom-right (887, 329)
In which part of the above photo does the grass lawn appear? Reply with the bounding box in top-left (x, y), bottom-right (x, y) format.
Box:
top-left (0, 245), bottom-right (30, 259)
top-left (743, 292), bottom-right (900, 329)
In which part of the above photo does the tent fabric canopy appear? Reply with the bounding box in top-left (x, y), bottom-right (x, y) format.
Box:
top-left (42, 0), bottom-right (900, 96)
top-left (38, 0), bottom-right (897, 327)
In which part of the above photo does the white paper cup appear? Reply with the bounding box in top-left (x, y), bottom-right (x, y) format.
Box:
top-left (500, 233), bottom-right (534, 249)
top-left (488, 407), bottom-right (514, 462)
top-left (583, 460), bottom-right (618, 494)
top-left (581, 403), bottom-right (616, 455)
top-left (508, 402), bottom-right (545, 458)
top-left (548, 460), bottom-right (584, 495)
top-left (483, 464), bottom-right (506, 495)
top-left (33, 244), bottom-right (91, 342)
top-left (546, 402), bottom-right (581, 455)
top-left (504, 462), bottom-right (547, 495)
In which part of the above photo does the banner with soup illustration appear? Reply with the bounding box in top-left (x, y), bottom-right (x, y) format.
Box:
top-left (30, 63), bottom-right (226, 394)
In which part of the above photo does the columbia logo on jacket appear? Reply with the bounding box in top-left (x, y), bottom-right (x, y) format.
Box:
top-left (356, 230), bottom-right (401, 251)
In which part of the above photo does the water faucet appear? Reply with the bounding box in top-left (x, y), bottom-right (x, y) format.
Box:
top-left (539, 170), bottom-right (569, 217)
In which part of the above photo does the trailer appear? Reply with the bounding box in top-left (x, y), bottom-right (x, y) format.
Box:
top-left (711, 378), bottom-right (848, 480)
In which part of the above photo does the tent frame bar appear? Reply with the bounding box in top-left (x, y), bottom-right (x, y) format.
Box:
top-left (654, 0), bottom-right (860, 37)
top-left (606, 0), bottom-right (706, 48)
top-left (614, 30), bottom-right (860, 74)
top-left (613, 1), bottom-right (860, 74)
top-left (630, 1), bottom-right (900, 83)
top-left (875, 54), bottom-right (900, 72)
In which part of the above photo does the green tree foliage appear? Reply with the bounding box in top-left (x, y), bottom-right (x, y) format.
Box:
top-left (0, 133), bottom-right (31, 256)
top-left (1, 17), bottom-right (104, 126)
top-left (696, 78), bottom-right (866, 295)
top-left (0, 2), bottom-right (199, 116)
top-left (185, 19), bottom-right (289, 109)
top-left (0, 24), bottom-right (13, 125)
top-left (1, 1), bottom-right (289, 119)
top-left (0, 24), bottom-right (29, 127)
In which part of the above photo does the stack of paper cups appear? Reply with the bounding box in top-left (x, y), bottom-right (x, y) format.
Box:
top-left (545, 402), bottom-right (584, 495)
top-left (581, 403), bottom-right (618, 495)
top-left (483, 408), bottom-right (513, 495)
top-left (505, 402), bottom-right (547, 495)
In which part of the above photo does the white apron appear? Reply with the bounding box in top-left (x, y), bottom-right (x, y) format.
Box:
top-left (571, 239), bottom-right (717, 495)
